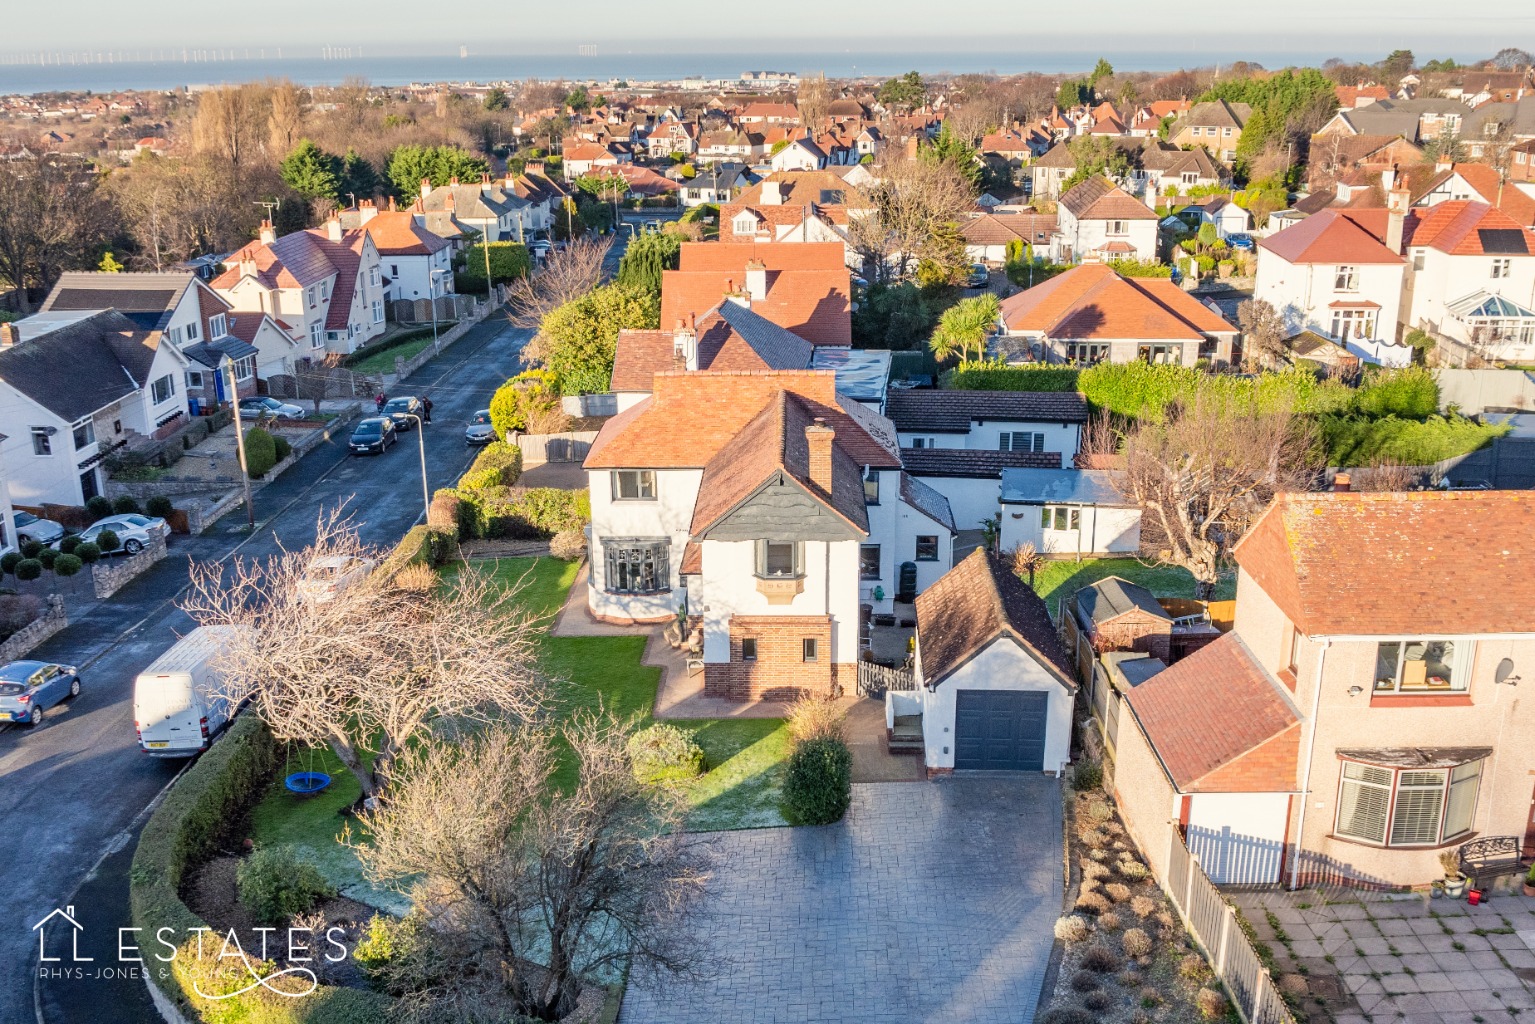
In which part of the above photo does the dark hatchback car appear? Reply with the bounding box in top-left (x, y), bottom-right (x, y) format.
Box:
top-left (382, 396), bottom-right (425, 430)
top-left (349, 417), bottom-right (397, 455)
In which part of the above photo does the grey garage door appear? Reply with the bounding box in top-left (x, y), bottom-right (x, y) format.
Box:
top-left (955, 690), bottom-right (1048, 771)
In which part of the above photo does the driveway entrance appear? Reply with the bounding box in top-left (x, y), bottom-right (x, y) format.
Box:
top-left (620, 777), bottom-right (1063, 1024)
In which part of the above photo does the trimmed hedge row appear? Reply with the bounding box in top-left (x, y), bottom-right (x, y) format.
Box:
top-left (452, 486), bottom-right (592, 540)
top-left (468, 441), bottom-right (523, 488)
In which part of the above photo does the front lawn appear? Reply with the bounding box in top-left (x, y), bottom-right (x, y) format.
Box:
top-left (347, 334), bottom-right (442, 375)
top-left (1029, 557), bottom-right (1236, 619)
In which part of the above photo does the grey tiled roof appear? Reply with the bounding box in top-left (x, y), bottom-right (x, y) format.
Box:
top-left (1073, 575), bottom-right (1171, 629)
top-left (713, 300), bottom-right (815, 369)
top-left (0, 310), bottom-right (163, 421)
top-left (886, 389), bottom-right (1088, 432)
top-left (900, 448), bottom-right (1061, 478)
top-left (899, 472), bottom-right (957, 532)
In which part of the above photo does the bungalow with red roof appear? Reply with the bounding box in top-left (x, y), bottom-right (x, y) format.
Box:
top-left (999, 263), bottom-right (1238, 367)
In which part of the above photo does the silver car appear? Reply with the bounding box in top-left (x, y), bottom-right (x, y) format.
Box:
top-left (239, 396), bottom-right (305, 420)
top-left (465, 409), bottom-right (497, 446)
top-left (68, 513), bottom-right (171, 555)
top-left (13, 511), bottom-right (64, 546)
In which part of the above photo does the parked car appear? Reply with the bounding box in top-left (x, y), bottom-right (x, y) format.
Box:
top-left (238, 396), bottom-right (305, 421)
top-left (1226, 234), bottom-right (1255, 251)
top-left (297, 554), bottom-right (377, 604)
top-left (349, 417), bottom-right (397, 455)
top-left (465, 409), bottom-right (497, 446)
top-left (529, 239), bottom-right (553, 257)
top-left (382, 396), bottom-right (425, 430)
top-left (70, 513), bottom-right (170, 555)
top-left (13, 511), bottom-right (64, 546)
top-left (966, 264), bottom-right (991, 288)
top-left (0, 660), bottom-right (80, 726)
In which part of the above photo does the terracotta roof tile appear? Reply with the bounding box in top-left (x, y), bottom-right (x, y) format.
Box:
top-left (1403, 200), bottom-right (1535, 255)
top-left (610, 329), bottom-right (675, 392)
top-left (661, 242), bottom-right (850, 346)
top-left (1258, 209), bottom-right (1402, 264)
top-left (999, 264), bottom-right (1235, 341)
top-left (1059, 176), bottom-right (1159, 221)
top-left (362, 211), bottom-right (450, 256)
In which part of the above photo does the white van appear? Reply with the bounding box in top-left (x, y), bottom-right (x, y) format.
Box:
top-left (133, 626), bottom-right (240, 757)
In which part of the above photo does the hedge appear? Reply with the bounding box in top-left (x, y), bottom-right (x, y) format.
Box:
top-left (1321, 414), bottom-right (1508, 467)
top-left (467, 441), bottom-right (523, 488)
top-left (340, 326), bottom-right (440, 368)
top-left (377, 523), bottom-right (455, 578)
top-left (244, 426), bottom-right (278, 478)
top-left (452, 486), bottom-right (591, 540)
top-left (948, 363), bottom-right (1081, 393)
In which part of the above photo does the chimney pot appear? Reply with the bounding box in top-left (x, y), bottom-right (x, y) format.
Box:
top-left (806, 417), bottom-right (835, 494)
top-left (1333, 472), bottom-right (1351, 493)
top-left (258, 219), bottom-right (276, 245)
top-left (420, 177), bottom-right (432, 198)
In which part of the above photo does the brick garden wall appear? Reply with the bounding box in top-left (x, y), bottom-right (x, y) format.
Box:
top-left (704, 615), bottom-right (835, 700)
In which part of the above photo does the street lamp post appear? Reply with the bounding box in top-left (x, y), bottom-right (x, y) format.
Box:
top-left (399, 412), bottom-right (430, 520)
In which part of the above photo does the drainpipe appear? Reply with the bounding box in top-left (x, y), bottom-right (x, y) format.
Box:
top-left (1288, 637), bottom-right (1331, 891)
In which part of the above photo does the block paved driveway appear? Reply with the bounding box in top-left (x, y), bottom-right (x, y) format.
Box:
top-left (621, 776), bottom-right (1063, 1024)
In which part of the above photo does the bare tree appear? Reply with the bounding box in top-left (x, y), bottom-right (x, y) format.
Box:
top-left (1117, 398), bottom-right (1317, 598)
top-left (351, 712), bottom-right (716, 1021)
top-left (0, 156), bottom-right (114, 310)
top-left (192, 84), bottom-right (271, 166)
top-left (267, 80), bottom-right (306, 155)
top-left (1237, 298), bottom-right (1289, 368)
top-left (1350, 459), bottom-right (1422, 492)
top-left (507, 234), bottom-right (611, 331)
top-left (848, 152), bottom-right (974, 282)
top-left (1076, 410), bottom-right (1123, 467)
top-left (796, 72), bottom-right (831, 128)
top-left (181, 513), bottom-right (546, 799)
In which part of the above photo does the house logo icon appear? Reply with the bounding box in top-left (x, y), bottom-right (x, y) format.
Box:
top-left (32, 905), bottom-right (91, 963)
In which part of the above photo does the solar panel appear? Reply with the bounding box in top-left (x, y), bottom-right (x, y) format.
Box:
top-left (1478, 229), bottom-right (1530, 255)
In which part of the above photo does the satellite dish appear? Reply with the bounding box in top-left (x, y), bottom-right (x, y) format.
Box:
top-left (1495, 658), bottom-right (1519, 685)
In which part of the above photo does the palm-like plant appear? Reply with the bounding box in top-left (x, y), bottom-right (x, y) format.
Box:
top-left (1012, 542), bottom-right (1044, 587)
top-left (929, 292), bottom-right (1001, 363)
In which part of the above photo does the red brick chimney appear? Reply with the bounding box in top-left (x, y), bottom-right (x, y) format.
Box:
top-left (805, 417), bottom-right (834, 493)
top-left (1333, 472), bottom-right (1351, 492)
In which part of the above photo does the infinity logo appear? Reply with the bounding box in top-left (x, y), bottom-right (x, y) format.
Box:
top-left (194, 961), bottom-right (318, 1000)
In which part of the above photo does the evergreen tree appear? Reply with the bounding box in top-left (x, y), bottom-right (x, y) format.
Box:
top-left (386, 145), bottom-right (490, 198)
top-left (279, 139), bottom-right (342, 203)
top-left (340, 148), bottom-right (381, 201)
top-left (615, 230), bottom-right (683, 297)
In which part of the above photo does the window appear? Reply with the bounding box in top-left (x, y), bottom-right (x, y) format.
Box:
top-left (185, 320), bottom-right (199, 341)
top-left (741, 638), bottom-right (757, 661)
top-left (1138, 343), bottom-right (1182, 365)
top-left (756, 540), bottom-right (803, 579)
top-left (371, 266), bottom-right (381, 286)
top-left (186, 370), bottom-right (204, 389)
top-left (309, 323), bottom-right (324, 348)
top-left (1287, 627), bottom-right (1302, 676)
top-left (72, 421), bottom-right (95, 450)
top-left (915, 535), bottom-right (939, 561)
top-left (1041, 506), bottom-right (1081, 532)
top-left (1412, 251), bottom-right (1425, 271)
top-left (611, 470), bottom-right (656, 500)
top-left (859, 544), bottom-right (881, 579)
top-left (208, 313), bottom-right (226, 337)
top-left (1492, 258), bottom-right (1512, 279)
top-left (31, 427), bottom-right (51, 456)
top-left (863, 468), bottom-right (880, 505)
top-left (603, 539), bottom-right (669, 594)
top-left (1066, 342), bottom-right (1109, 364)
top-left (732, 213), bottom-right (757, 235)
top-left (1000, 431), bottom-right (1045, 452)
top-left (910, 437), bottom-right (937, 449)
top-left (166, 326), bottom-right (183, 345)
top-left (372, 299), bottom-right (384, 324)
top-left (151, 373), bottom-right (176, 404)
top-left (1373, 639), bottom-right (1468, 692)
top-left (1335, 758), bottom-right (1483, 847)
top-left (1107, 219), bottom-right (1128, 236)
top-left (307, 287), bottom-right (317, 308)
top-left (320, 280), bottom-right (330, 300)
top-left (235, 355), bottom-right (256, 380)
top-left (802, 638), bottom-right (818, 662)
top-left (1181, 171), bottom-right (1198, 184)
top-left (1334, 265), bottom-right (1358, 292)
top-left (1329, 308), bottom-right (1376, 342)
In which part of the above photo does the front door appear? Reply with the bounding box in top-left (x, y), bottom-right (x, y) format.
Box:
top-left (78, 467), bottom-right (99, 503)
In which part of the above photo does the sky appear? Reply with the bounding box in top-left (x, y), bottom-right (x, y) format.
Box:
top-left (3, 1), bottom-right (1529, 65)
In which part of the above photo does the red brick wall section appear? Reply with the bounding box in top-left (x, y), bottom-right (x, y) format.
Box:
top-left (1189, 722), bottom-right (1301, 793)
top-left (704, 615), bottom-right (835, 700)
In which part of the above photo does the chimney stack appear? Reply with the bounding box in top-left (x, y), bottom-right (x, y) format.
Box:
top-left (0, 322), bottom-right (18, 348)
top-left (420, 177), bottom-right (433, 199)
top-left (357, 199), bottom-right (378, 225)
top-left (1435, 154), bottom-right (1453, 173)
top-left (1386, 181), bottom-right (1410, 254)
top-left (1333, 472), bottom-right (1352, 493)
top-left (745, 258), bottom-right (768, 303)
top-left (806, 417), bottom-right (834, 494)
top-left (761, 180), bottom-right (784, 205)
top-left (672, 314), bottom-right (698, 370)
top-left (258, 220), bottom-right (276, 245)
top-left (324, 213), bottom-right (344, 243)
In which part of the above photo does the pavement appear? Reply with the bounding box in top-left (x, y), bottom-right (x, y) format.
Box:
top-left (619, 777), bottom-right (1062, 1024)
top-left (1, 308), bottom-right (532, 1024)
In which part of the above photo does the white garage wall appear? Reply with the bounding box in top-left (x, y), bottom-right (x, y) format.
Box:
top-left (999, 504), bottom-right (1141, 556)
top-left (1186, 792), bottom-right (1292, 885)
top-left (910, 475), bottom-right (1000, 534)
top-left (920, 637), bottom-right (1074, 774)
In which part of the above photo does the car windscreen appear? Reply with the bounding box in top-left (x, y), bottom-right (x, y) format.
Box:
top-left (354, 424), bottom-right (383, 437)
top-left (471, 412), bottom-right (491, 424)
top-left (384, 400), bottom-right (412, 413)
top-left (15, 512), bottom-right (36, 526)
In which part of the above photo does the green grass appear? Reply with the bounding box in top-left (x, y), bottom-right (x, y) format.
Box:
top-left (347, 335), bottom-right (438, 375)
top-left (1029, 557), bottom-right (1236, 619)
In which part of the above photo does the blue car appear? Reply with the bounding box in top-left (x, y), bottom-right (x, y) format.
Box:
top-left (1226, 234), bottom-right (1255, 251)
top-left (0, 660), bottom-right (81, 726)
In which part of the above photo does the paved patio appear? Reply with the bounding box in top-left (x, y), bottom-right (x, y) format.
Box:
top-left (619, 777), bottom-right (1063, 1024)
top-left (1230, 884), bottom-right (1535, 1024)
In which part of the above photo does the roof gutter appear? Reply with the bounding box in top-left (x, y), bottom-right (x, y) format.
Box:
top-left (1287, 637), bottom-right (1330, 892)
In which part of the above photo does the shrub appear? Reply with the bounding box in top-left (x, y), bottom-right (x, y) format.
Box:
top-left (1139, 986), bottom-right (1162, 1007)
top-left (243, 426), bottom-right (278, 478)
top-left (272, 434), bottom-right (293, 461)
top-left (53, 554), bottom-right (83, 577)
top-left (1083, 990), bottom-right (1113, 1011)
top-left (1039, 1009), bottom-right (1093, 1024)
top-left (58, 535), bottom-right (81, 555)
top-left (86, 495), bottom-right (114, 520)
top-left (96, 529), bottom-right (121, 553)
top-left (236, 845), bottom-right (334, 926)
top-left (1179, 952), bottom-right (1212, 983)
top-left (948, 361), bottom-right (1080, 392)
top-left (1081, 861), bottom-right (1110, 881)
top-left (1122, 927), bottom-right (1153, 957)
top-left (38, 547), bottom-right (58, 569)
top-left (1118, 859), bottom-right (1149, 881)
top-left (786, 694), bottom-right (846, 745)
top-left (0, 594), bottom-right (44, 637)
top-left (1081, 830), bottom-right (1111, 850)
top-left (0, 551), bottom-right (20, 575)
top-left (549, 529), bottom-right (586, 561)
top-left (428, 489), bottom-right (462, 537)
top-left (1082, 797), bottom-right (1114, 823)
top-left (1099, 911), bottom-right (1122, 931)
top-left (14, 559), bottom-right (42, 581)
top-left (1081, 944), bottom-right (1122, 973)
top-left (626, 724), bottom-right (706, 787)
top-left (19, 540), bottom-right (42, 559)
top-left (1072, 759), bottom-right (1103, 791)
top-left (1105, 882), bottom-right (1132, 903)
top-left (75, 542), bottom-right (101, 564)
top-left (1070, 970), bottom-right (1101, 992)
top-left (146, 495), bottom-right (175, 519)
top-left (1075, 891), bottom-right (1110, 915)
top-left (468, 441), bottom-right (523, 488)
top-left (391, 563), bottom-right (439, 593)
top-left (112, 495), bottom-right (143, 515)
top-left (781, 736), bottom-right (853, 825)
top-left (1055, 916), bottom-right (1092, 943)
top-left (1118, 970), bottom-right (1142, 988)
top-left (458, 466), bottom-right (504, 492)
top-left (1130, 895), bottom-right (1157, 918)
top-left (1196, 987), bottom-right (1227, 1020)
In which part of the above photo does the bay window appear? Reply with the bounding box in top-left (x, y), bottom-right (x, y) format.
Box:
top-left (1335, 755), bottom-right (1484, 847)
top-left (756, 540), bottom-right (802, 579)
top-left (1329, 308), bottom-right (1376, 341)
top-left (1373, 639), bottom-right (1469, 692)
top-left (603, 539), bottom-right (669, 594)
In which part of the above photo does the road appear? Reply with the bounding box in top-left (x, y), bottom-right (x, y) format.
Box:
top-left (0, 311), bottom-right (532, 1024)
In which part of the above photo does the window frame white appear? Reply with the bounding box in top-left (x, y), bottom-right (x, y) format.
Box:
top-left (1334, 756), bottom-right (1483, 848)
top-left (999, 431), bottom-right (1045, 453)
top-left (1334, 265), bottom-right (1359, 292)
top-left (1372, 638), bottom-right (1472, 693)
top-left (859, 543), bottom-right (881, 580)
top-left (150, 373), bottom-right (176, 405)
top-left (72, 420), bottom-right (95, 450)
top-left (208, 313), bottom-right (227, 338)
top-left (610, 470), bottom-right (657, 501)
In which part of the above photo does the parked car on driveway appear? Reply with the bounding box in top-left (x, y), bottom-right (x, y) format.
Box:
top-left (966, 264), bottom-right (991, 288)
top-left (1226, 233), bottom-right (1255, 251)
top-left (70, 514), bottom-right (170, 555)
top-left (13, 511), bottom-right (64, 546)
top-left (0, 660), bottom-right (80, 726)
top-left (383, 396), bottom-right (425, 430)
top-left (238, 396), bottom-right (305, 421)
top-left (465, 409), bottom-right (497, 446)
top-left (297, 554), bottom-right (377, 604)
top-left (349, 417), bottom-right (397, 455)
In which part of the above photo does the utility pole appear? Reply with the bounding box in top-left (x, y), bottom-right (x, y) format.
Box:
top-left (483, 234), bottom-right (494, 306)
top-left (226, 363), bottom-right (255, 530)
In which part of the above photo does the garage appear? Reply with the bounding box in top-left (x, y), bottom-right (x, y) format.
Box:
top-left (955, 690), bottom-right (1048, 771)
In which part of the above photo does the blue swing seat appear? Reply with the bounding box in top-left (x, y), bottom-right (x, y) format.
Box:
top-left (284, 771), bottom-right (332, 795)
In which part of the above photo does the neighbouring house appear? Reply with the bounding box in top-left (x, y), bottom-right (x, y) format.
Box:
top-left (960, 213), bottom-right (1056, 265)
top-left (562, 142), bottom-right (630, 180)
top-left (678, 164), bottom-right (749, 207)
top-left (769, 138), bottom-right (828, 173)
top-left (1135, 146), bottom-right (1229, 199)
top-left (1400, 200), bottom-right (1535, 362)
top-left (1167, 100), bottom-right (1251, 164)
top-left (348, 203), bottom-right (455, 305)
top-left (660, 242), bottom-right (852, 347)
top-left (895, 549), bottom-right (1078, 775)
top-left (1109, 490), bottom-right (1535, 889)
top-left (582, 368), bottom-right (959, 697)
top-left (210, 217), bottom-right (387, 358)
top-left (1316, 98), bottom-right (1470, 144)
top-left (999, 263), bottom-right (1239, 367)
top-left (997, 467), bottom-right (1140, 558)
top-left (1180, 195), bottom-right (1253, 240)
top-left (414, 176), bottom-right (534, 243)
top-left (510, 165), bottom-right (573, 234)
top-left (1029, 144), bottom-right (1078, 200)
top-left (1254, 203), bottom-right (1410, 366)
top-left (0, 311), bottom-right (189, 505)
top-left (1511, 140), bottom-right (1535, 184)
top-left (1053, 176), bottom-right (1160, 264)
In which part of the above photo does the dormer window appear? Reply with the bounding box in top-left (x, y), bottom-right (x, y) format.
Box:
top-left (208, 313), bottom-right (227, 338)
top-left (732, 213), bottom-right (757, 236)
